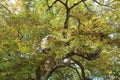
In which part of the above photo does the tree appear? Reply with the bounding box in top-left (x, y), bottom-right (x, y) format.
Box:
top-left (0, 0), bottom-right (120, 80)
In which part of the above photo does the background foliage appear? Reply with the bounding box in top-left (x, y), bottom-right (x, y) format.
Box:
top-left (0, 0), bottom-right (120, 80)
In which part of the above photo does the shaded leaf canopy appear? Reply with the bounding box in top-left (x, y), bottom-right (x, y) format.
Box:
top-left (0, 0), bottom-right (120, 80)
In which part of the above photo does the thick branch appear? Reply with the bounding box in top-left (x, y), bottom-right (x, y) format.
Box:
top-left (71, 58), bottom-right (86, 79)
top-left (46, 0), bottom-right (84, 29)
top-left (58, 0), bottom-right (70, 29)
top-left (66, 47), bottom-right (102, 61)
top-left (64, 8), bottom-right (70, 29)
top-left (47, 64), bottom-right (67, 79)
top-left (72, 59), bottom-right (91, 80)
top-left (47, 64), bottom-right (81, 80)
top-left (68, 65), bottom-right (81, 80)
top-left (0, 3), bottom-right (11, 13)
top-left (46, 0), bottom-right (69, 29)
top-left (65, 0), bottom-right (68, 4)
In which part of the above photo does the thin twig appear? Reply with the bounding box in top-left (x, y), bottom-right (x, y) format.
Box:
top-left (46, 0), bottom-right (67, 11)
top-left (69, 0), bottom-right (83, 9)
top-left (46, 0), bottom-right (58, 11)
top-left (58, 0), bottom-right (66, 7)
top-left (0, 3), bottom-right (11, 13)
top-left (69, 14), bottom-right (87, 29)
top-left (93, 0), bottom-right (115, 9)
top-left (77, 18), bottom-right (81, 29)
top-left (83, 1), bottom-right (91, 11)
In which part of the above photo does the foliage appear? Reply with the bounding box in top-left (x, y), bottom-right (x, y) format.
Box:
top-left (0, 0), bottom-right (120, 80)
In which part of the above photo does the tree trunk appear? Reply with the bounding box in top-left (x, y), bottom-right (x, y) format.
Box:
top-left (36, 66), bottom-right (41, 80)
top-left (36, 56), bottom-right (55, 80)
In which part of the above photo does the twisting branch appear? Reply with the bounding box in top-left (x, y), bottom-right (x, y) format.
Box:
top-left (72, 58), bottom-right (91, 80)
top-left (93, 0), bottom-right (115, 9)
top-left (0, 3), bottom-right (11, 13)
top-left (47, 64), bottom-right (66, 79)
top-left (68, 65), bottom-right (81, 80)
top-left (66, 47), bottom-right (102, 61)
top-left (76, 48), bottom-right (102, 60)
top-left (47, 64), bottom-right (82, 80)
top-left (71, 58), bottom-right (86, 79)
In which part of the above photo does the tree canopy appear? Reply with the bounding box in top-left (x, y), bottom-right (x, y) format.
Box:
top-left (0, 0), bottom-right (120, 80)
